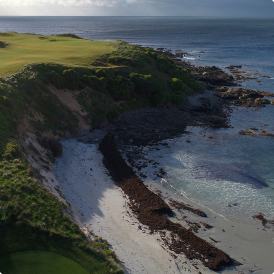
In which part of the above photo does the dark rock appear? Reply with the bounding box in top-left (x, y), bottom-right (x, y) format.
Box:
top-left (215, 88), bottom-right (269, 107)
top-left (226, 65), bottom-right (242, 69)
top-left (113, 100), bottom-right (229, 146)
top-left (254, 98), bottom-right (271, 106)
top-left (207, 116), bottom-right (227, 128)
top-left (92, 117), bottom-right (108, 129)
top-left (37, 136), bottom-right (62, 157)
top-left (173, 61), bottom-right (236, 87)
top-left (218, 88), bottom-right (263, 100)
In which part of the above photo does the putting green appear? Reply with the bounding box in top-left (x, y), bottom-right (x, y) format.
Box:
top-left (0, 32), bottom-right (118, 77)
top-left (0, 251), bottom-right (89, 274)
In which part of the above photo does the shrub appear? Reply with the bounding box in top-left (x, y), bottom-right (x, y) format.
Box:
top-left (2, 141), bottom-right (21, 160)
top-left (82, 75), bottom-right (107, 92)
top-left (177, 67), bottom-right (205, 93)
top-left (56, 33), bottom-right (82, 39)
top-left (95, 69), bottom-right (106, 78)
top-left (144, 48), bottom-right (157, 59)
top-left (150, 90), bottom-right (170, 107)
top-left (156, 55), bottom-right (175, 74)
top-left (1, 96), bottom-right (11, 107)
top-left (171, 91), bottom-right (185, 105)
top-left (130, 73), bottom-right (155, 94)
top-left (0, 41), bottom-right (8, 48)
top-left (108, 56), bottom-right (130, 65)
top-left (106, 108), bottom-right (120, 121)
top-left (49, 70), bottom-right (64, 89)
top-left (108, 75), bottom-right (134, 101)
top-left (169, 78), bottom-right (183, 92)
top-left (62, 69), bottom-right (79, 90)
top-left (99, 77), bottom-right (107, 92)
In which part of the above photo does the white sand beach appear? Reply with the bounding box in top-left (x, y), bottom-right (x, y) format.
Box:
top-left (50, 138), bottom-right (274, 274)
top-left (52, 139), bottom-right (205, 274)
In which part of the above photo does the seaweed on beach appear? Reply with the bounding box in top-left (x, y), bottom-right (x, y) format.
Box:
top-left (99, 132), bottom-right (239, 272)
top-left (168, 199), bottom-right (207, 218)
top-left (253, 213), bottom-right (274, 227)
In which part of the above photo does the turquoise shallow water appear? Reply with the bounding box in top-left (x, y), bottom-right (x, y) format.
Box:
top-left (120, 90), bottom-right (274, 223)
top-left (164, 123), bottom-right (274, 223)
top-left (126, 100), bottom-right (274, 223)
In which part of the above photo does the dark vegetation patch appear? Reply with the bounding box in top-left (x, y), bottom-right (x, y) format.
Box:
top-left (57, 33), bottom-right (83, 39)
top-left (99, 133), bottom-right (239, 271)
top-left (0, 32), bottom-right (13, 36)
top-left (0, 41), bottom-right (11, 48)
top-left (37, 137), bottom-right (63, 157)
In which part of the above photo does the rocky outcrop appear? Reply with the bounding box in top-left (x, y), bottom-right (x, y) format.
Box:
top-left (214, 87), bottom-right (273, 107)
top-left (218, 88), bottom-right (263, 100)
top-left (111, 99), bottom-right (229, 146)
top-left (254, 98), bottom-right (271, 105)
top-left (191, 66), bottom-right (236, 87)
top-left (172, 60), bottom-right (236, 87)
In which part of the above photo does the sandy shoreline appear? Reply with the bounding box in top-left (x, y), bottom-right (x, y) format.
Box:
top-left (51, 138), bottom-right (274, 274)
top-left (53, 139), bottom-right (199, 274)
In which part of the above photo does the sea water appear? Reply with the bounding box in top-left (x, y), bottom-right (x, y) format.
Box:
top-left (1, 16), bottom-right (274, 222)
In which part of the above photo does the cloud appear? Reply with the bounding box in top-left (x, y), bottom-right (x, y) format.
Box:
top-left (0, 0), bottom-right (135, 7)
top-left (0, 0), bottom-right (273, 16)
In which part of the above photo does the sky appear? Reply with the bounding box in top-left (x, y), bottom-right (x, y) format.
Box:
top-left (0, 0), bottom-right (274, 17)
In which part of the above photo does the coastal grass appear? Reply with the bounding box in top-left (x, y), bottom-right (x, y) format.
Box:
top-left (0, 251), bottom-right (89, 274)
top-left (0, 143), bottom-right (123, 274)
top-left (0, 32), bottom-right (117, 77)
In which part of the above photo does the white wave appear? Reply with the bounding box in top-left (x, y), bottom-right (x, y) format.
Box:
top-left (183, 57), bottom-right (196, 60)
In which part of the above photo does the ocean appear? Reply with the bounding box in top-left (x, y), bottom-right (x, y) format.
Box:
top-left (1, 16), bottom-right (274, 223)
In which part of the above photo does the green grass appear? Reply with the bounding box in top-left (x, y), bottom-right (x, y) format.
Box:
top-left (0, 251), bottom-right (89, 274)
top-left (0, 143), bottom-right (123, 274)
top-left (0, 32), bottom-right (118, 77)
top-left (0, 225), bottom-right (123, 274)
